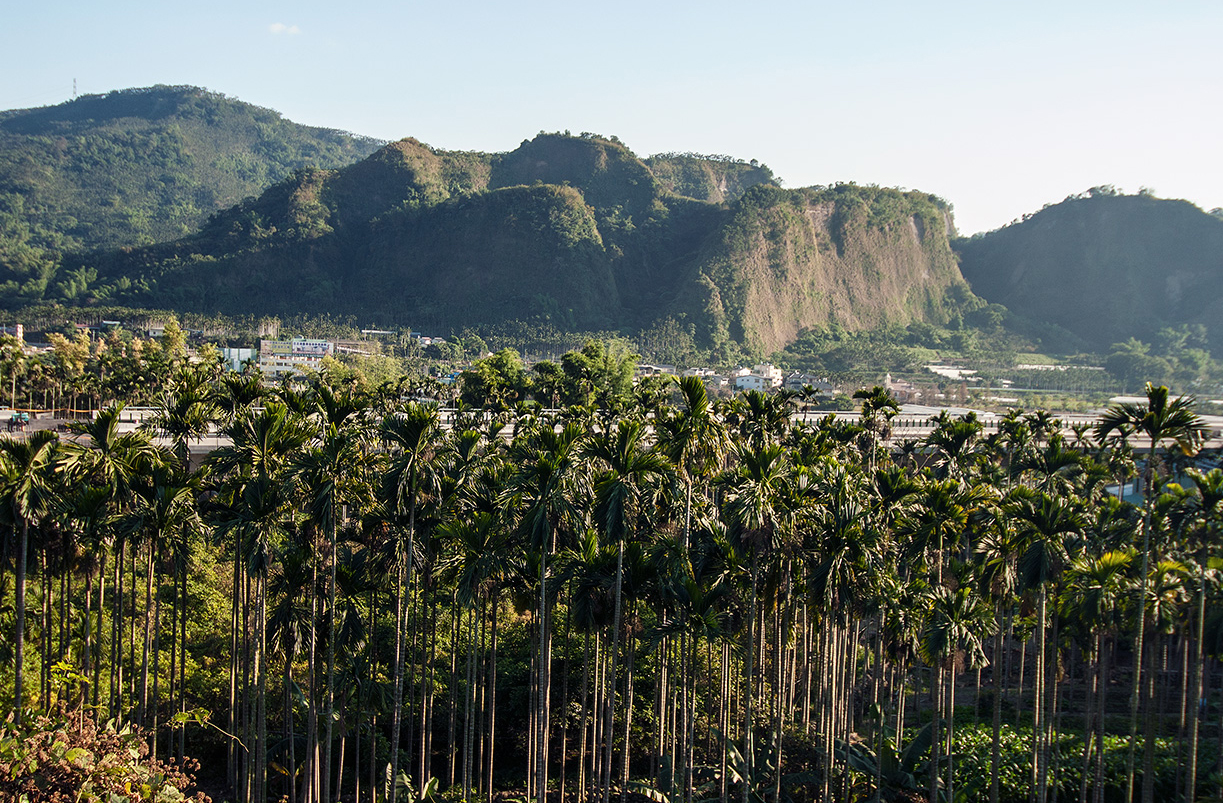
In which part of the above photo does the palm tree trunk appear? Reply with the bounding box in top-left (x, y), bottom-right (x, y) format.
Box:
top-left (390, 551), bottom-right (407, 803)
top-left (285, 645), bottom-right (297, 803)
top-left (992, 601), bottom-right (1004, 803)
top-left (621, 607), bottom-right (636, 801)
top-left (178, 564), bottom-right (187, 761)
top-left (257, 570), bottom-right (269, 803)
top-left (1095, 640), bottom-right (1110, 803)
top-left (742, 556), bottom-right (758, 803)
top-left (773, 602), bottom-right (785, 803)
top-left (1142, 635), bottom-right (1158, 803)
top-left (579, 630), bottom-right (590, 802)
top-left (462, 606), bottom-right (476, 800)
top-left (229, 544), bottom-right (240, 794)
top-left (306, 545), bottom-right (320, 803)
top-left (603, 534), bottom-right (627, 803)
top-left (559, 604), bottom-right (572, 803)
top-left (931, 657), bottom-right (942, 803)
top-left (93, 549), bottom-right (105, 710)
top-left (481, 601), bottom-right (491, 801)
top-left (14, 522), bottom-right (28, 724)
top-left (1187, 568), bottom-right (1207, 802)
top-left (325, 508), bottom-right (338, 803)
top-left (1035, 586), bottom-right (1048, 803)
top-left (112, 541), bottom-right (123, 723)
top-left (1126, 489), bottom-right (1155, 803)
top-left (538, 540), bottom-right (552, 803)
top-left (138, 545), bottom-right (152, 728)
top-left (448, 590), bottom-right (460, 789)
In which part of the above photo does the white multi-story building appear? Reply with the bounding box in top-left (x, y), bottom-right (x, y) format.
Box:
top-left (733, 363), bottom-right (784, 391)
top-left (221, 348), bottom-right (256, 372)
top-left (258, 338), bottom-right (334, 378)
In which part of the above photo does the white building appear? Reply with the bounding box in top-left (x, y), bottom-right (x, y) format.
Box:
top-left (221, 348), bottom-right (256, 372)
top-left (733, 363), bottom-right (783, 392)
top-left (258, 338), bottom-right (334, 378)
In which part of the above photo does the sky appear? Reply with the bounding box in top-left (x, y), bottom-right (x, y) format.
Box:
top-left (2, 1), bottom-right (1220, 235)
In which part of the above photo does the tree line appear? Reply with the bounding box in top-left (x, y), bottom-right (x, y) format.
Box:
top-left (1, 355), bottom-right (1221, 803)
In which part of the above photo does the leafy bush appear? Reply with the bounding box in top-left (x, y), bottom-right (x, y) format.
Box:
top-left (949, 723), bottom-right (1194, 803)
top-left (0, 706), bottom-right (210, 803)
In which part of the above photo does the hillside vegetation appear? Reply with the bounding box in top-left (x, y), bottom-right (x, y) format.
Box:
top-left (44, 131), bottom-right (971, 357)
top-left (0, 85), bottom-right (382, 301)
top-left (956, 189), bottom-right (1223, 353)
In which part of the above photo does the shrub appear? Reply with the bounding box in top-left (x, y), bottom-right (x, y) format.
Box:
top-left (0, 706), bottom-right (210, 803)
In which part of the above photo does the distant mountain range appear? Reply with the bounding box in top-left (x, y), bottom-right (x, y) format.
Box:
top-left (1, 85), bottom-right (1219, 360)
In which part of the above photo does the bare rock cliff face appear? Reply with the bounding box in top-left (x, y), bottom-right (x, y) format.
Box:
top-left (677, 186), bottom-right (968, 355)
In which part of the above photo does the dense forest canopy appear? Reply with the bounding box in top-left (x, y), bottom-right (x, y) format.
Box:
top-left (1, 339), bottom-right (1222, 802)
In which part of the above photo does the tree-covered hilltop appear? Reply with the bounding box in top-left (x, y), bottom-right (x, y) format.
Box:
top-left (0, 85), bottom-right (382, 300)
top-left (955, 188), bottom-right (1223, 353)
top-left (2, 350), bottom-right (1222, 803)
top-left (40, 131), bottom-right (972, 359)
top-left (644, 151), bottom-right (777, 203)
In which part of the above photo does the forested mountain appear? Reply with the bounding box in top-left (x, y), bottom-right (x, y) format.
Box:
top-left (52, 132), bottom-right (970, 356)
top-left (956, 189), bottom-right (1223, 352)
top-left (0, 85), bottom-right (382, 300)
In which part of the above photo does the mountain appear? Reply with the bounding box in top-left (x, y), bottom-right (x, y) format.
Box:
top-left (955, 190), bottom-right (1223, 352)
top-left (60, 132), bottom-right (971, 355)
top-left (0, 85), bottom-right (382, 300)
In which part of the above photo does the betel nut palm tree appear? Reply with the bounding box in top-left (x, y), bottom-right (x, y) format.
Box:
top-left (1095, 383), bottom-right (1207, 803)
top-left (0, 429), bottom-right (58, 725)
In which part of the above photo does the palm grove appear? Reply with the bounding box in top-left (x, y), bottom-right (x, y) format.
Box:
top-left (1, 337), bottom-right (1221, 803)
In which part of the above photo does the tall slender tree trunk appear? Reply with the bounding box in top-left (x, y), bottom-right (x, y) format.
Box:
top-left (1187, 568), bottom-right (1207, 803)
top-left (538, 539), bottom-right (551, 803)
top-left (178, 565), bottom-right (187, 761)
top-left (481, 608), bottom-right (491, 801)
top-left (256, 570), bottom-right (269, 803)
top-left (94, 550), bottom-right (106, 710)
top-left (390, 552), bottom-right (408, 803)
top-left (325, 508), bottom-right (338, 803)
top-left (285, 646), bottom-right (297, 803)
top-left (139, 544), bottom-right (154, 725)
top-left (1126, 487), bottom-right (1156, 803)
top-left (13, 522), bottom-right (29, 724)
top-left (559, 604), bottom-right (572, 803)
top-left (1035, 587), bottom-right (1048, 803)
top-left (621, 607), bottom-right (636, 801)
top-left (603, 536), bottom-right (627, 803)
top-left (229, 546), bottom-right (240, 794)
top-left (307, 546), bottom-right (320, 803)
top-left (992, 602), bottom-right (1005, 803)
top-left (579, 630), bottom-right (590, 803)
top-left (742, 556), bottom-right (758, 803)
top-left (448, 590), bottom-right (460, 789)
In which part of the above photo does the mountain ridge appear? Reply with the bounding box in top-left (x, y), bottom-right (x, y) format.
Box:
top-left (55, 132), bottom-right (970, 356)
top-left (955, 190), bottom-right (1223, 353)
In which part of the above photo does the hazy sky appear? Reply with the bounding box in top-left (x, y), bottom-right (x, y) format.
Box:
top-left (3, 1), bottom-right (1220, 234)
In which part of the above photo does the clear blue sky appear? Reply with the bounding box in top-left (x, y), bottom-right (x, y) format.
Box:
top-left (3, 1), bottom-right (1220, 234)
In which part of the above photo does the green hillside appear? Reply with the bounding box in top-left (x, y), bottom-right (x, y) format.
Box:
top-left (54, 132), bottom-right (971, 356)
top-left (956, 189), bottom-right (1223, 352)
top-left (0, 85), bottom-right (382, 301)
